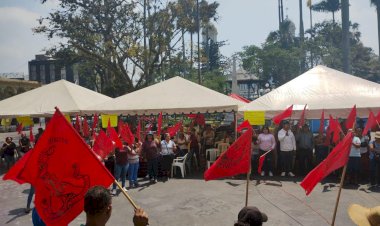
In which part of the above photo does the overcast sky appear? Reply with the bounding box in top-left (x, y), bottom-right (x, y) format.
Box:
top-left (0, 0), bottom-right (378, 75)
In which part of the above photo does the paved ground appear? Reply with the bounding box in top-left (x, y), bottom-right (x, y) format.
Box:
top-left (1, 131), bottom-right (380, 225)
top-left (1, 168), bottom-right (380, 226)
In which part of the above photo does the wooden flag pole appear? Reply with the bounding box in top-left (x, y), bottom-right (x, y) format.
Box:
top-left (245, 153), bottom-right (251, 207)
top-left (331, 164), bottom-right (347, 226)
top-left (114, 180), bottom-right (139, 210)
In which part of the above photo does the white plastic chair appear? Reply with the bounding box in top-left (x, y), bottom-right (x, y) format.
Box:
top-left (206, 148), bottom-right (218, 169)
top-left (171, 153), bottom-right (188, 178)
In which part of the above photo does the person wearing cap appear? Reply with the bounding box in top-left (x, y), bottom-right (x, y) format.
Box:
top-left (348, 204), bottom-right (380, 226)
top-left (278, 121), bottom-right (297, 177)
top-left (369, 131), bottom-right (380, 186)
top-left (235, 206), bottom-right (268, 226)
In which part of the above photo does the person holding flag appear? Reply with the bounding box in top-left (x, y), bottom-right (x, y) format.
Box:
top-left (257, 127), bottom-right (276, 177)
top-left (142, 133), bottom-right (160, 183)
top-left (278, 121), bottom-right (296, 177)
top-left (112, 142), bottom-right (130, 195)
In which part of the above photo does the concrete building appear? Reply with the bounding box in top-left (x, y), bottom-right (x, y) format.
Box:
top-left (0, 77), bottom-right (40, 100)
top-left (226, 69), bottom-right (265, 100)
top-left (28, 54), bottom-right (79, 85)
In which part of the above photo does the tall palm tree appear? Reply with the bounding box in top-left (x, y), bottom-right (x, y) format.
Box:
top-left (370, 0), bottom-right (380, 60)
top-left (311, 0), bottom-right (340, 24)
top-left (299, 0), bottom-right (306, 72)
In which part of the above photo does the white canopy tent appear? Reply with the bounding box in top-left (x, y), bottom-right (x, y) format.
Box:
top-left (240, 65), bottom-right (380, 119)
top-left (84, 76), bottom-right (240, 115)
top-left (0, 80), bottom-right (112, 117)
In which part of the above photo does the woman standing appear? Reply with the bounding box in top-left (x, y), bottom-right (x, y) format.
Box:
top-left (142, 133), bottom-right (160, 183)
top-left (128, 138), bottom-right (141, 188)
top-left (257, 127), bottom-right (276, 177)
top-left (187, 128), bottom-right (200, 172)
top-left (112, 144), bottom-right (130, 195)
top-left (160, 133), bottom-right (176, 179)
top-left (176, 132), bottom-right (188, 157)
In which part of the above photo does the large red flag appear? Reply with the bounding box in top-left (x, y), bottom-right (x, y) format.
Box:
top-left (345, 105), bottom-right (357, 129)
top-left (19, 108), bottom-right (114, 226)
top-left (273, 105), bottom-right (293, 125)
top-left (300, 131), bottom-right (353, 195)
top-left (92, 114), bottom-right (99, 139)
top-left (157, 112), bottom-right (163, 136)
top-left (29, 126), bottom-right (34, 143)
top-left (363, 111), bottom-right (376, 136)
top-left (333, 118), bottom-right (342, 144)
top-left (75, 115), bottom-right (81, 133)
top-left (3, 150), bottom-right (33, 184)
top-left (82, 117), bottom-right (90, 138)
top-left (204, 128), bottom-right (253, 181)
top-left (167, 122), bottom-right (183, 137)
top-left (319, 110), bottom-right (325, 134)
top-left (237, 120), bottom-right (251, 132)
top-left (107, 119), bottom-right (123, 149)
top-left (120, 123), bottom-right (135, 145)
top-left (93, 130), bottom-right (114, 159)
top-left (16, 123), bottom-right (23, 134)
top-left (298, 104), bottom-right (307, 128)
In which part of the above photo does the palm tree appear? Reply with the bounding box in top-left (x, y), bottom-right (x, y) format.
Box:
top-left (370, 0), bottom-right (380, 60)
top-left (311, 0), bottom-right (340, 24)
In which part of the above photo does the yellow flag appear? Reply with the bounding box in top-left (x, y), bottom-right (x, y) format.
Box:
top-left (307, 0), bottom-right (312, 8)
top-left (101, 114), bottom-right (118, 128)
top-left (16, 116), bottom-right (34, 126)
top-left (1, 118), bottom-right (11, 126)
top-left (64, 115), bottom-right (71, 123)
top-left (244, 111), bottom-right (266, 125)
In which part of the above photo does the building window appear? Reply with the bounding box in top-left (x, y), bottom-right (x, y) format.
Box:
top-left (40, 65), bottom-right (46, 84)
top-left (61, 67), bottom-right (66, 80)
top-left (50, 65), bottom-right (55, 82)
top-left (30, 65), bottom-right (37, 81)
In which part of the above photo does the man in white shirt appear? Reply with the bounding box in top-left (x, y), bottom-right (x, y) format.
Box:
top-left (347, 128), bottom-right (361, 185)
top-left (278, 121), bottom-right (297, 177)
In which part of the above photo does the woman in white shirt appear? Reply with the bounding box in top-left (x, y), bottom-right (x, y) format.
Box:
top-left (160, 133), bottom-right (176, 179)
top-left (257, 127), bottom-right (276, 176)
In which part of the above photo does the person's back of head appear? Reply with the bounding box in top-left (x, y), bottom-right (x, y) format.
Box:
top-left (235, 206), bottom-right (268, 226)
top-left (84, 186), bottom-right (112, 225)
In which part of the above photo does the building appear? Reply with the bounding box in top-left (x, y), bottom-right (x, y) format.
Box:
top-left (226, 69), bottom-right (265, 100)
top-left (28, 54), bottom-right (79, 85)
top-left (0, 77), bottom-right (40, 100)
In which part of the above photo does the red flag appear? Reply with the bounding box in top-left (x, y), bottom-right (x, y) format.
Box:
top-left (136, 120), bottom-right (141, 142)
top-left (19, 108), bottom-right (114, 226)
top-left (204, 128), bottom-right (253, 181)
top-left (120, 123), bottom-right (135, 145)
top-left (82, 117), bottom-right (90, 138)
top-left (75, 115), bottom-right (81, 133)
top-left (299, 104), bottom-right (307, 128)
top-left (92, 114), bottom-right (99, 139)
top-left (345, 105), bottom-right (357, 129)
top-left (157, 112), bottom-right (163, 136)
top-left (3, 150), bottom-right (33, 184)
top-left (376, 111), bottom-right (380, 123)
top-left (167, 122), bottom-right (183, 137)
top-left (188, 114), bottom-right (206, 126)
top-left (237, 120), bottom-right (251, 132)
top-left (258, 154), bottom-right (265, 174)
top-left (325, 126), bottom-right (331, 146)
top-left (29, 126), bottom-right (34, 142)
top-left (16, 123), bottom-right (23, 134)
top-left (273, 105), bottom-right (293, 125)
top-left (319, 110), bottom-right (325, 134)
top-left (93, 130), bottom-right (114, 159)
top-left (333, 118), bottom-right (342, 144)
top-left (107, 119), bottom-right (123, 149)
top-left (300, 132), bottom-right (354, 195)
top-left (118, 119), bottom-right (123, 135)
top-left (363, 111), bottom-right (376, 136)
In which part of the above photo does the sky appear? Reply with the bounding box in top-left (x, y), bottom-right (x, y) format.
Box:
top-left (0, 0), bottom-right (378, 75)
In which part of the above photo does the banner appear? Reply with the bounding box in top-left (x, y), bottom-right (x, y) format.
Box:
top-left (101, 114), bottom-right (118, 128)
top-left (16, 116), bottom-right (34, 126)
top-left (1, 118), bottom-right (11, 126)
top-left (244, 111), bottom-right (265, 125)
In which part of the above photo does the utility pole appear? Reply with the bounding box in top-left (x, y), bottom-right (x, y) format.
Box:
top-left (197, 0), bottom-right (201, 84)
top-left (341, 0), bottom-right (351, 73)
top-left (299, 0), bottom-right (305, 73)
top-left (144, 0), bottom-right (148, 85)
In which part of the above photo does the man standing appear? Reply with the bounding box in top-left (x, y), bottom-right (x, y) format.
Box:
top-left (278, 121), bottom-right (296, 177)
top-left (296, 125), bottom-right (314, 176)
top-left (369, 131), bottom-right (380, 186)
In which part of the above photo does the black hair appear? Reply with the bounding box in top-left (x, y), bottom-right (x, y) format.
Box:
top-left (261, 126), bottom-right (270, 133)
top-left (84, 186), bottom-right (111, 216)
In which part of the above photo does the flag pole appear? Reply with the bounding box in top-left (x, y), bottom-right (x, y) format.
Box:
top-left (331, 164), bottom-right (347, 226)
top-left (114, 179), bottom-right (139, 210)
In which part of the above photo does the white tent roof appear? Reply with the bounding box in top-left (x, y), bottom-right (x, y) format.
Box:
top-left (84, 76), bottom-right (239, 115)
top-left (0, 80), bottom-right (112, 117)
top-left (240, 65), bottom-right (380, 119)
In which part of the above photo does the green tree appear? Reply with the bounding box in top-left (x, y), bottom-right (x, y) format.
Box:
top-left (311, 0), bottom-right (340, 24)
